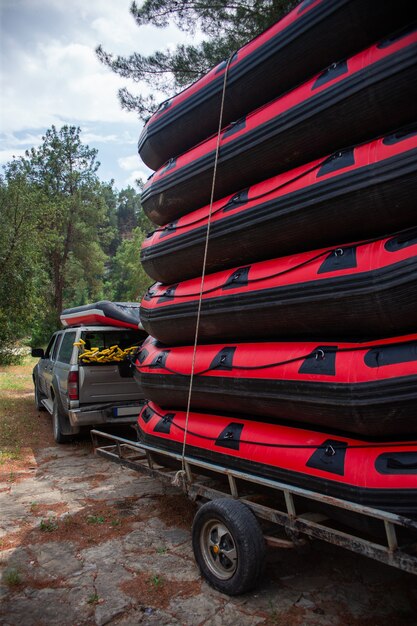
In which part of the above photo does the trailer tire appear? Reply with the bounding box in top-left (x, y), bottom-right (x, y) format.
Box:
top-left (192, 498), bottom-right (265, 595)
top-left (52, 398), bottom-right (74, 444)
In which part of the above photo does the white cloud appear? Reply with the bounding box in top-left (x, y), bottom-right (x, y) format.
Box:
top-left (118, 130), bottom-right (139, 145)
top-left (76, 0), bottom-right (189, 55)
top-left (0, 0), bottom-right (199, 187)
top-left (0, 132), bottom-right (45, 167)
top-left (2, 132), bottom-right (44, 147)
top-left (117, 155), bottom-right (152, 187)
top-left (125, 168), bottom-right (151, 188)
top-left (1, 39), bottom-right (138, 133)
top-left (1, 0), bottom-right (195, 136)
top-left (118, 154), bottom-right (141, 171)
top-left (0, 149), bottom-right (27, 165)
top-left (82, 132), bottom-right (118, 144)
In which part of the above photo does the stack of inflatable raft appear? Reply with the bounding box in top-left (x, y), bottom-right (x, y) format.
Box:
top-left (134, 0), bottom-right (417, 515)
top-left (60, 301), bottom-right (144, 331)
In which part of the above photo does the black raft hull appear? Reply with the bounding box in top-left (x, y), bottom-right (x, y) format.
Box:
top-left (135, 336), bottom-right (417, 438)
top-left (141, 232), bottom-right (417, 345)
top-left (141, 28), bottom-right (417, 225)
top-left (139, 0), bottom-right (417, 171)
top-left (137, 403), bottom-right (417, 516)
top-left (141, 127), bottom-right (417, 283)
top-left (61, 301), bottom-right (145, 331)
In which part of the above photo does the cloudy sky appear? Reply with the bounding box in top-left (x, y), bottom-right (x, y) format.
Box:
top-left (1, 0), bottom-right (191, 188)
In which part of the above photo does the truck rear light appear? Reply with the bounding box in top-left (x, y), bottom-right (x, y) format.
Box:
top-left (68, 371), bottom-right (79, 401)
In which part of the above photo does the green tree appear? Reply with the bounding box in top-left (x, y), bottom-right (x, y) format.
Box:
top-left (99, 181), bottom-right (120, 257)
top-left (0, 128), bottom-right (151, 359)
top-left (116, 186), bottom-right (152, 236)
top-left (0, 166), bottom-right (47, 362)
top-left (21, 126), bottom-right (110, 332)
top-left (96, 0), bottom-right (295, 120)
top-left (117, 186), bottom-right (139, 237)
top-left (106, 227), bottom-right (151, 302)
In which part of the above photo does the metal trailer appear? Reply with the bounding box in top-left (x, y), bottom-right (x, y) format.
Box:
top-left (91, 429), bottom-right (417, 595)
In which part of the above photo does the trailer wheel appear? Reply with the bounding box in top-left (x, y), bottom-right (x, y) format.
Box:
top-left (192, 498), bottom-right (265, 595)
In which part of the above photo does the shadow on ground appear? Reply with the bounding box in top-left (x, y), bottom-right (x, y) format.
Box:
top-left (1, 427), bottom-right (417, 626)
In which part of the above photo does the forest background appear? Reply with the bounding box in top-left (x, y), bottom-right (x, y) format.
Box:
top-left (0, 0), bottom-right (293, 363)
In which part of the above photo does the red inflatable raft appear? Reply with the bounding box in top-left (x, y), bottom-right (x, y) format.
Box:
top-left (141, 127), bottom-right (417, 283)
top-left (140, 230), bottom-right (417, 344)
top-left (138, 0), bottom-right (417, 170)
top-left (141, 27), bottom-right (417, 225)
top-left (134, 335), bottom-right (417, 437)
top-left (61, 301), bottom-right (145, 331)
top-left (137, 402), bottom-right (417, 515)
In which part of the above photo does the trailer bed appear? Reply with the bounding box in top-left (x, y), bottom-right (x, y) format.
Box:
top-left (91, 430), bottom-right (417, 582)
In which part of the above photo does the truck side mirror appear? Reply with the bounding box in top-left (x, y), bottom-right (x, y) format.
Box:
top-left (31, 348), bottom-right (45, 358)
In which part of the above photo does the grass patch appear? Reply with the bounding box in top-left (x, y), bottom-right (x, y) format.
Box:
top-left (120, 576), bottom-right (200, 610)
top-left (0, 355), bottom-right (36, 392)
top-left (0, 357), bottom-right (54, 470)
top-left (149, 574), bottom-right (164, 588)
top-left (26, 503), bottom-right (134, 548)
top-left (0, 448), bottom-right (22, 465)
top-left (87, 514), bottom-right (105, 525)
top-left (87, 592), bottom-right (100, 605)
top-left (39, 517), bottom-right (59, 532)
top-left (7, 471), bottom-right (16, 483)
top-left (3, 568), bottom-right (22, 587)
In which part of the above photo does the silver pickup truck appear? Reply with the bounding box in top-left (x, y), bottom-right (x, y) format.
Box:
top-left (32, 326), bottom-right (145, 443)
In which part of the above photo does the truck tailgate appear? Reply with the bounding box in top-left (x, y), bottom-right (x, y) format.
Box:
top-left (79, 364), bottom-right (141, 404)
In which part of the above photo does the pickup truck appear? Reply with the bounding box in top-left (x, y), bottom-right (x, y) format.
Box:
top-left (32, 325), bottom-right (145, 443)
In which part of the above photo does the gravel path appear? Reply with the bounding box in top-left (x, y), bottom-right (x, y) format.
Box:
top-left (1, 440), bottom-right (417, 626)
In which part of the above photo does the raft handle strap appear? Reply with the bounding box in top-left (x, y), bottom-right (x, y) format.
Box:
top-left (145, 403), bottom-right (417, 451)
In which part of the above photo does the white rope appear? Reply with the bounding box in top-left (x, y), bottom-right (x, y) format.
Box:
top-left (172, 54), bottom-right (235, 488)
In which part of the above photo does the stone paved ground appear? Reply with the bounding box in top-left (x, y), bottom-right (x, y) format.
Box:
top-left (1, 439), bottom-right (417, 626)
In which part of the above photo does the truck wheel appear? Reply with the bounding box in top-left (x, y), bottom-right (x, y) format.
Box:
top-left (192, 498), bottom-right (265, 595)
top-left (52, 398), bottom-right (74, 444)
top-left (34, 378), bottom-right (46, 411)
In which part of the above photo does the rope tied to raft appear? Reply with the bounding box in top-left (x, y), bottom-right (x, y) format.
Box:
top-left (146, 132), bottom-right (400, 239)
top-left (172, 52), bottom-right (235, 488)
top-left (147, 156), bottom-right (328, 236)
top-left (136, 338), bottom-right (417, 377)
top-left (147, 223), bottom-right (417, 301)
top-left (145, 402), bottom-right (417, 451)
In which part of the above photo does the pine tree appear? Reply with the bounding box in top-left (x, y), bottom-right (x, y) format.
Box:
top-left (96, 0), bottom-right (296, 120)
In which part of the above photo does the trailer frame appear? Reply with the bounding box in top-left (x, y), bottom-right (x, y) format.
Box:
top-left (91, 429), bottom-right (417, 583)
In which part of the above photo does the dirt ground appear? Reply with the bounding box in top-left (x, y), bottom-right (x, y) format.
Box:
top-left (1, 359), bottom-right (417, 625)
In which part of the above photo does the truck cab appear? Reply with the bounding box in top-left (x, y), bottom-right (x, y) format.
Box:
top-left (32, 325), bottom-right (146, 443)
